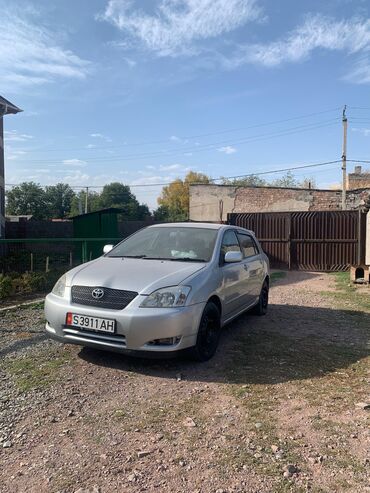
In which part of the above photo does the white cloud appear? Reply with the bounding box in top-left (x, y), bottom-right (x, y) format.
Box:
top-left (90, 133), bottom-right (112, 142)
top-left (170, 135), bottom-right (189, 144)
top-left (226, 15), bottom-right (370, 70)
top-left (345, 55), bottom-right (370, 84)
top-left (4, 130), bottom-right (33, 142)
top-left (61, 170), bottom-right (90, 185)
top-left (352, 127), bottom-right (370, 136)
top-left (218, 145), bottom-right (237, 154)
top-left (62, 158), bottom-right (87, 167)
top-left (159, 163), bottom-right (183, 171)
top-left (5, 148), bottom-right (27, 161)
top-left (0, 8), bottom-right (90, 92)
top-left (86, 144), bottom-right (97, 149)
top-left (100, 0), bottom-right (261, 56)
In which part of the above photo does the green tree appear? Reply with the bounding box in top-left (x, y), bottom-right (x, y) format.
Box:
top-left (99, 182), bottom-right (151, 220)
top-left (153, 205), bottom-right (170, 221)
top-left (70, 190), bottom-right (101, 216)
top-left (158, 171), bottom-right (211, 221)
top-left (220, 175), bottom-right (267, 186)
top-left (272, 171), bottom-right (298, 188)
top-left (45, 183), bottom-right (75, 219)
top-left (6, 182), bottom-right (47, 219)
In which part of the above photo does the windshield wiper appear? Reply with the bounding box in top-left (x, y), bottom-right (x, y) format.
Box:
top-left (167, 257), bottom-right (207, 262)
top-left (120, 255), bottom-right (146, 258)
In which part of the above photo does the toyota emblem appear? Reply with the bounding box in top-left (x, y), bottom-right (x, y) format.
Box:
top-left (92, 288), bottom-right (105, 300)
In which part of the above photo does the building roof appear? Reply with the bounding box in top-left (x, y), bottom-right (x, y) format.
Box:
top-left (71, 207), bottom-right (124, 219)
top-left (0, 96), bottom-right (22, 115)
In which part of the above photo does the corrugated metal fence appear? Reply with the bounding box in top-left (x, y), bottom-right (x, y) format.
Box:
top-left (228, 211), bottom-right (367, 271)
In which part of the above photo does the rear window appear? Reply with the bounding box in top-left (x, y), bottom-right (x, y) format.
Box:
top-left (237, 233), bottom-right (259, 258)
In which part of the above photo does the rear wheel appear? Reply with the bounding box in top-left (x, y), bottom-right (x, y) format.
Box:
top-left (190, 302), bottom-right (221, 361)
top-left (251, 280), bottom-right (269, 316)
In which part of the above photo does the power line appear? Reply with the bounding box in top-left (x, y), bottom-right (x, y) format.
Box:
top-left (4, 159), bottom-right (342, 190)
top-left (9, 119), bottom-right (339, 164)
top-left (13, 107), bottom-right (341, 154)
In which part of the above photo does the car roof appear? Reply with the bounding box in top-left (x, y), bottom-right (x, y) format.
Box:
top-left (148, 222), bottom-right (254, 234)
top-left (148, 222), bottom-right (224, 230)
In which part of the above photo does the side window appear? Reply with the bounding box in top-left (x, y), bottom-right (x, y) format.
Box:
top-left (220, 230), bottom-right (241, 262)
top-left (237, 233), bottom-right (258, 258)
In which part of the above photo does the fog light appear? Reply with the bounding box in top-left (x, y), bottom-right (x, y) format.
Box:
top-left (147, 336), bottom-right (181, 346)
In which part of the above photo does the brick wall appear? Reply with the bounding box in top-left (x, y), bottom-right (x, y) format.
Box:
top-left (189, 184), bottom-right (370, 222)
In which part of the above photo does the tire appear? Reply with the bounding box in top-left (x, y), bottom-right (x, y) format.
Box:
top-left (190, 302), bottom-right (221, 362)
top-left (251, 280), bottom-right (269, 316)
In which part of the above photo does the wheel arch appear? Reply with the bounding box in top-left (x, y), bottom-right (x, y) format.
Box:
top-left (207, 295), bottom-right (222, 317)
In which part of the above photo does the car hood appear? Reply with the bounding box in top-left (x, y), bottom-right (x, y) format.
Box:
top-left (66, 257), bottom-right (206, 294)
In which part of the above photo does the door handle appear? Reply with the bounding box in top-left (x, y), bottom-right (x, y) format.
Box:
top-left (243, 264), bottom-right (249, 270)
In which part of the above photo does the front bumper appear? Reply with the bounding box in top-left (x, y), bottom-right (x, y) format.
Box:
top-left (44, 291), bottom-right (205, 355)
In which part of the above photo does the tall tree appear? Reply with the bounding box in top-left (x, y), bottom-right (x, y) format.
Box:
top-left (220, 175), bottom-right (267, 186)
top-left (45, 183), bottom-right (75, 219)
top-left (6, 182), bottom-right (47, 219)
top-left (272, 171), bottom-right (298, 188)
top-left (70, 190), bottom-right (101, 216)
top-left (99, 182), bottom-right (151, 220)
top-left (157, 171), bottom-right (211, 221)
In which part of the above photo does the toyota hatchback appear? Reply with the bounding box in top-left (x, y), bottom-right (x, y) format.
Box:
top-left (45, 223), bottom-right (269, 361)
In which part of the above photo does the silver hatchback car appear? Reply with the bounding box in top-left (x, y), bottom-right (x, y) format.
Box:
top-left (45, 223), bottom-right (269, 361)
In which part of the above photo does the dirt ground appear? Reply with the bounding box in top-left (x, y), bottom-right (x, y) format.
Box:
top-left (0, 272), bottom-right (369, 493)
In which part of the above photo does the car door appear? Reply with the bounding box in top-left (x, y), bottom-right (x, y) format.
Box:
top-left (219, 230), bottom-right (249, 318)
top-left (237, 232), bottom-right (264, 304)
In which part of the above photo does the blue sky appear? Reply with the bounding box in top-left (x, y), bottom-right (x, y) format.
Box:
top-left (2, 0), bottom-right (370, 209)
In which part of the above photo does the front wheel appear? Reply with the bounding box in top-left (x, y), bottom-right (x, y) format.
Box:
top-left (251, 280), bottom-right (269, 316)
top-left (190, 302), bottom-right (221, 361)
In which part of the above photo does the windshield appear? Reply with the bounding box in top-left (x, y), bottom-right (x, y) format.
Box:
top-left (107, 226), bottom-right (218, 262)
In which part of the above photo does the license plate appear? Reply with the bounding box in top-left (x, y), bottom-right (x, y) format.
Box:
top-left (66, 312), bottom-right (116, 333)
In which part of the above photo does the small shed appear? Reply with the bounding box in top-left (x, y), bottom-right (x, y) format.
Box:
top-left (72, 208), bottom-right (122, 262)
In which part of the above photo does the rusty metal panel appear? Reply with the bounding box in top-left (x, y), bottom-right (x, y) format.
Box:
top-left (228, 210), bottom-right (366, 271)
top-left (228, 212), bottom-right (290, 269)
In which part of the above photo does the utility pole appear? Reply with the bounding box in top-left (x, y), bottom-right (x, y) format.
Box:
top-left (85, 186), bottom-right (89, 214)
top-left (342, 105), bottom-right (348, 210)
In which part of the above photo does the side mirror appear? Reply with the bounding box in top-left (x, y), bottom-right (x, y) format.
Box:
top-left (224, 251), bottom-right (243, 263)
top-left (103, 244), bottom-right (114, 254)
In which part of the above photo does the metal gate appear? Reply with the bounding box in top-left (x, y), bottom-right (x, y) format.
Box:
top-left (227, 211), bottom-right (367, 271)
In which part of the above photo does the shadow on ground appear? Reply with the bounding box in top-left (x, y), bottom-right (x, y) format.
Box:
top-left (79, 304), bottom-right (370, 386)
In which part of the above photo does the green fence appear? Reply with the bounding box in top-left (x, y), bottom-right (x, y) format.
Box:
top-left (0, 237), bottom-right (121, 274)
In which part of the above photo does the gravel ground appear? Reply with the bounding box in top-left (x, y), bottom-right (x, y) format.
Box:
top-left (0, 272), bottom-right (369, 493)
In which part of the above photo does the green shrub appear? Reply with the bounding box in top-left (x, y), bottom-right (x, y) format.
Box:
top-left (0, 275), bottom-right (14, 299)
top-left (19, 272), bottom-right (47, 293)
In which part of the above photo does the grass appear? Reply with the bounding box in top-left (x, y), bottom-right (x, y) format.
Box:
top-left (321, 272), bottom-right (370, 312)
top-left (3, 348), bottom-right (71, 392)
top-left (270, 271), bottom-right (287, 283)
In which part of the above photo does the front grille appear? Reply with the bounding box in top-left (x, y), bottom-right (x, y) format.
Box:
top-left (71, 285), bottom-right (138, 310)
top-left (63, 327), bottom-right (127, 348)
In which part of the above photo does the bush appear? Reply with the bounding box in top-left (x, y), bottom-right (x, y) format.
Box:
top-left (0, 275), bottom-right (14, 299)
top-left (18, 272), bottom-right (47, 294)
top-left (0, 269), bottom-right (66, 300)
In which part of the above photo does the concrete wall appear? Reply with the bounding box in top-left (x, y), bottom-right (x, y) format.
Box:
top-left (189, 184), bottom-right (370, 222)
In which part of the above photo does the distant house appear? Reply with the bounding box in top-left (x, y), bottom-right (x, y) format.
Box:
top-left (348, 165), bottom-right (370, 190)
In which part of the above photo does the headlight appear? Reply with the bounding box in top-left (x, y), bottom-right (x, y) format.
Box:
top-left (140, 286), bottom-right (191, 308)
top-left (52, 274), bottom-right (66, 297)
